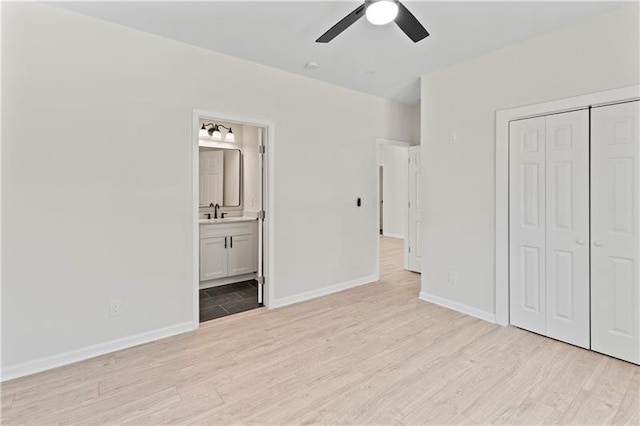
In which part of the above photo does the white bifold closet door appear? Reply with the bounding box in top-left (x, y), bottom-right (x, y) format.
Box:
top-left (509, 109), bottom-right (590, 349)
top-left (591, 101), bottom-right (639, 364)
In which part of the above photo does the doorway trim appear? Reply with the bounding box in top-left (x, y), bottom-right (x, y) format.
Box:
top-left (192, 109), bottom-right (275, 329)
top-left (376, 138), bottom-right (411, 275)
top-left (494, 85), bottom-right (640, 326)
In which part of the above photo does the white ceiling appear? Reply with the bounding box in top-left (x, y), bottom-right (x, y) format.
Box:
top-left (53, 1), bottom-right (623, 105)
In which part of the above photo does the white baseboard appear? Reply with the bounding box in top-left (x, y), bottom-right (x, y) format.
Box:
top-left (200, 273), bottom-right (256, 289)
top-left (419, 292), bottom-right (496, 324)
top-left (1, 322), bottom-right (194, 382)
top-left (270, 274), bottom-right (378, 309)
top-left (382, 232), bottom-right (404, 239)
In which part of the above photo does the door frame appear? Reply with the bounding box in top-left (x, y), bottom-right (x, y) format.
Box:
top-left (379, 164), bottom-right (384, 235)
top-left (376, 138), bottom-right (411, 275)
top-left (494, 85), bottom-right (640, 326)
top-left (407, 145), bottom-right (422, 274)
top-left (192, 109), bottom-right (275, 328)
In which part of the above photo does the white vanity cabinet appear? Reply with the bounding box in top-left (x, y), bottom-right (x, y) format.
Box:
top-left (227, 234), bottom-right (255, 276)
top-left (200, 219), bottom-right (257, 283)
top-left (200, 237), bottom-right (228, 280)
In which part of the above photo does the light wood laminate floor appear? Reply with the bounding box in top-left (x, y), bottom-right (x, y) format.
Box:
top-left (2, 237), bottom-right (639, 424)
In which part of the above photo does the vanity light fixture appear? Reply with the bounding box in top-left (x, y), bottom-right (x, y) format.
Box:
top-left (199, 123), bottom-right (235, 142)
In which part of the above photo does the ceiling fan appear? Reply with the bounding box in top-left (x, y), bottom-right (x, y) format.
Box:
top-left (316, 0), bottom-right (429, 43)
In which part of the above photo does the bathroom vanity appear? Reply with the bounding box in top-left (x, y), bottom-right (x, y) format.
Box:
top-left (199, 217), bottom-right (258, 287)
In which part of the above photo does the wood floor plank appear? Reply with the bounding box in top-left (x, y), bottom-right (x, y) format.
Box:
top-left (1, 392), bottom-right (14, 411)
top-left (612, 369), bottom-right (640, 425)
top-left (1, 236), bottom-right (638, 425)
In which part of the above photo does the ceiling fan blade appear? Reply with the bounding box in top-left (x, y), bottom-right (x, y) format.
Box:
top-left (316, 3), bottom-right (366, 43)
top-left (394, 1), bottom-right (429, 43)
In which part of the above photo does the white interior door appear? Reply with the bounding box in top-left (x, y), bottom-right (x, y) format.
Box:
top-left (509, 116), bottom-right (547, 335)
top-left (199, 150), bottom-right (224, 206)
top-left (591, 100), bottom-right (640, 364)
top-left (407, 146), bottom-right (422, 273)
top-left (545, 110), bottom-right (590, 348)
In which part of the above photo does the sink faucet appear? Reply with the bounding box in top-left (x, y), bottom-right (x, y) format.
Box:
top-left (214, 203), bottom-right (220, 219)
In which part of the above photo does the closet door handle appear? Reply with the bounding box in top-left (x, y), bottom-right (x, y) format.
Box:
top-left (576, 239), bottom-right (585, 245)
top-left (224, 237), bottom-right (227, 249)
top-left (593, 240), bottom-right (603, 247)
top-left (230, 236), bottom-right (233, 248)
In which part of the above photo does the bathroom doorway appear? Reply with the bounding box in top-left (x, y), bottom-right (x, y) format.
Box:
top-left (192, 110), bottom-right (273, 326)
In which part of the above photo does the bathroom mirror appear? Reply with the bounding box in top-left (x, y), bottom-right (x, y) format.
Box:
top-left (199, 147), bottom-right (241, 207)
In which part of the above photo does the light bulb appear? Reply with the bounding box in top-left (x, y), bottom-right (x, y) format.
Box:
top-left (199, 124), bottom-right (208, 138)
top-left (366, 1), bottom-right (398, 26)
top-left (225, 128), bottom-right (235, 143)
top-left (212, 128), bottom-right (222, 141)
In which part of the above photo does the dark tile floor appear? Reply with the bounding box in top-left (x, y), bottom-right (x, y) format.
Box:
top-left (199, 279), bottom-right (260, 323)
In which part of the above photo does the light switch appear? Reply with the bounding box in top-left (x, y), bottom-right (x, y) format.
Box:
top-left (448, 132), bottom-right (458, 144)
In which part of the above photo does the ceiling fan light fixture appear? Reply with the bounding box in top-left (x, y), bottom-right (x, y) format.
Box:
top-left (365, 0), bottom-right (399, 26)
top-left (316, 0), bottom-right (428, 43)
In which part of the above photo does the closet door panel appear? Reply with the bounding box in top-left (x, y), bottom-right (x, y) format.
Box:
top-left (510, 117), bottom-right (547, 335)
top-left (591, 101), bottom-right (639, 364)
top-left (545, 110), bottom-right (590, 348)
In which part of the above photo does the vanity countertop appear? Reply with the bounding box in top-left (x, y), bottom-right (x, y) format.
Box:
top-left (199, 217), bottom-right (257, 225)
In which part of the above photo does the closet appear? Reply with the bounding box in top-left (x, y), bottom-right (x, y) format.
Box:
top-left (509, 100), bottom-right (639, 364)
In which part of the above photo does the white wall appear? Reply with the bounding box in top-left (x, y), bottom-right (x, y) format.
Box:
top-left (379, 144), bottom-right (408, 238)
top-left (222, 150), bottom-right (240, 207)
top-left (1, 3), bottom-right (415, 377)
top-left (241, 124), bottom-right (260, 215)
top-left (420, 4), bottom-right (640, 318)
top-left (410, 105), bottom-right (420, 146)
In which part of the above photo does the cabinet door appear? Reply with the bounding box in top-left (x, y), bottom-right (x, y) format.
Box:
top-left (509, 116), bottom-right (547, 336)
top-left (200, 237), bottom-right (228, 281)
top-left (544, 110), bottom-right (590, 348)
top-left (227, 234), bottom-right (256, 277)
top-left (591, 101), bottom-right (639, 364)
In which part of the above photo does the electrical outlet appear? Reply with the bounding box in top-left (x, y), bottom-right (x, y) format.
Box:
top-left (447, 271), bottom-right (458, 285)
top-left (110, 299), bottom-right (122, 317)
